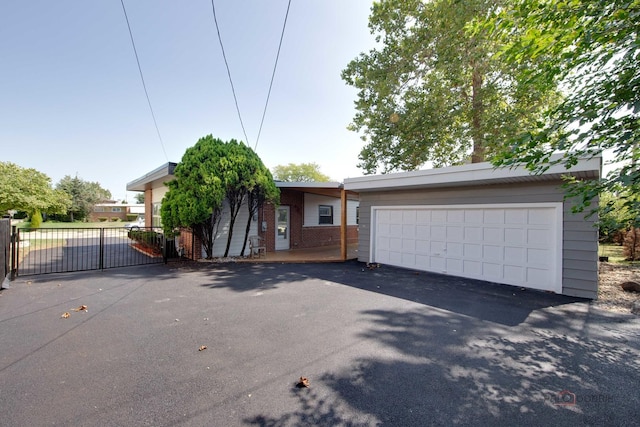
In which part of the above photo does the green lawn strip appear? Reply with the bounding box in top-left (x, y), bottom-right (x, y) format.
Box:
top-left (599, 243), bottom-right (640, 265)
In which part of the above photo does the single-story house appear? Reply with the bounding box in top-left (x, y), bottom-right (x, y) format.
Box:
top-left (89, 203), bottom-right (145, 223)
top-left (126, 163), bottom-right (359, 259)
top-left (344, 156), bottom-right (601, 299)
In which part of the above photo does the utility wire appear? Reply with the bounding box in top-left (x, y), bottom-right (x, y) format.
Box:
top-left (254, 0), bottom-right (291, 151)
top-left (120, 0), bottom-right (169, 161)
top-left (211, 0), bottom-right (250, 145)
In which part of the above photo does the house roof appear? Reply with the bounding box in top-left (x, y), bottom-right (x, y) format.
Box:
top-left (343, 155), bottom-right (601, 192)
top-left (276, 181), bottom-right (359, 199)
top-left (126, 162), bottom-right (177, 192)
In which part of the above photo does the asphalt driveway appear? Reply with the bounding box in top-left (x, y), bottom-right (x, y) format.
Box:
top-left (1, 261), bottom-right (638, 426)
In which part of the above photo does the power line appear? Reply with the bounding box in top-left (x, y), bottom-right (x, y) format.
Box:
top-left (254, 0), bottom-right (291, 151)
top-left (120, 0), bottom-right (169, 161)
top-left (210, 0), bottom-right (250, 145)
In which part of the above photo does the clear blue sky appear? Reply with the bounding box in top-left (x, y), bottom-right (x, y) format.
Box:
top-left (1, 0), bottom-right (375, 201)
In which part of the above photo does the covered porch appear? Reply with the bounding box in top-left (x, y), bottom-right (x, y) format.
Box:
top-left (236, 243), bottom-right (359, 263)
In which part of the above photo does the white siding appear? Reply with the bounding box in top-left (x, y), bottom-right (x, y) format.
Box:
top-left (152, 186), bottom-right (169, 204)
top-left (303, 194), bottom-right (359, 226)
top-left (205, 200), bottom-right (259, 258)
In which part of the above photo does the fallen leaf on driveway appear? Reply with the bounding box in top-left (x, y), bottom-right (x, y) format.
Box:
top-left (73, 305), bottom-right (88, 312)
top-left (296, 377), bottom-right (310, 388)
top-left (198, 345), bottom-right (207, 351)
top-left (61, 312), bottom-right (70, 319)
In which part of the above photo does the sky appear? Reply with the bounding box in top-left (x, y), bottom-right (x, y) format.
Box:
top-left (1, 0), bottom-right (376, 202)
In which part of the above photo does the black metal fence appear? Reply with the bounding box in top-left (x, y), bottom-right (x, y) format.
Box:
top-left (1, 219), bottom-right (10, 283)
top-left (12, 226), bottom-right (180, 277)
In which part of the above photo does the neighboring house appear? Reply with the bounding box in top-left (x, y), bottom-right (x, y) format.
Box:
top-left (90, 202), bottom-right (145, 222)
top-left (344, 155), bottom-right (602, 299)
top-left (126, 163), bottom-right (359, 258)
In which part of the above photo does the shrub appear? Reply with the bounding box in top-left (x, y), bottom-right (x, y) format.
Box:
top-left (110, 217), bottom-right (120, 222)
top-left (98, 217), bottom-right (108, 222)
top-left (30, 210), bottom-right (42, 229)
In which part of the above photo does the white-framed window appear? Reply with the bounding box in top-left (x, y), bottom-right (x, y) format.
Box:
top-left (111, 207), bottom-right (122, 212)
top-left (94, 206), bottom-right (105, 212)
top-left (319, 205), bottom-right (333, 225)
top-left (152, 202), bottom-right (162, 227)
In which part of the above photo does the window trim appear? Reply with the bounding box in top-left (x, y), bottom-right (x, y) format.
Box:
top-left (318, 205), bottom-right (333, 225)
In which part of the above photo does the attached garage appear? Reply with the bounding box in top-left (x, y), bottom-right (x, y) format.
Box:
top-left (344, 156), bottom-right (601, 299)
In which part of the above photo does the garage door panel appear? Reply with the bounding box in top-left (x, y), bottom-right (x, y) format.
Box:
top-left (484, 210), bottom-right (504, 224)
top-left (465, 226), bottom-right (483, 241)
top-left (464, 243), bottom-right (482, 258)
top-left (505, 209), bottom-right (527, 224)
top-left (483, 245), bottom-right (502, 261)
top-left (447, 226), bottom-right (463, 241)
top-left (528, 229), bottom-right (552, 247)
top-left (416, 225), bottom-right (430, 239)
top-left (402, 224), bottom-right (415, 237)
top-left (505, 228), bottom-right (525, 244)
top-left (483, 227), bottom-right (503, 243)
top-left (431, 226), bottom-right (446, 240)
top-left (373, 204), bottom-right (561, 293)
top-left (505, 246), bottom-right (525, 264)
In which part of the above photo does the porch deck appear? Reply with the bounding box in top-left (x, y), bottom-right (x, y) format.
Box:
top-left (238, 243), bottom-right (359, 263)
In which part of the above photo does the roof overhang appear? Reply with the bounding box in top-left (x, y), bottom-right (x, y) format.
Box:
top-left (126, 162), bottom-right (177, 192)
top-left (343, 155), bottom-right (602, 193)
top-left (276, 181), bottom-right (358, 199)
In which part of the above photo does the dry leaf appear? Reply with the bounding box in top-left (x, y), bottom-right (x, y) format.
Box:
top-left (296, 377), bottom-right (310, 388)
top-left (61, 312), bottom-right (70, 319)
top-left (73, 305), bottom-right (88, 312)
top-left (198, 345), bottom-right (207, 351)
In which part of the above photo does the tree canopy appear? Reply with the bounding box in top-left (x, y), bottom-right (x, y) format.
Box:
top-left (342, 0), bottom-right (560, 174)
top-left (272, 162), bottom-right (332, 182)
top-left (161, 135), bottom-right (278, 259)
top-left (56, 175), bottom-right (112, 222)
top-left (0, 162), bottom-right (70, 216)
top-left (483, 0), bottom-right (640, 223)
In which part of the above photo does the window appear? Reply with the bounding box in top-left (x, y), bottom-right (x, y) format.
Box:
top-left (319, 205), bottom-right (333, 225)
top-left (356, 206), bottom-right (360, 225)
top-left (94, 206), bottom-right (105, 212)
top-left (111, 207), bottom-right (122, 212)
top-left (152, 202), bottom-right (162, 227)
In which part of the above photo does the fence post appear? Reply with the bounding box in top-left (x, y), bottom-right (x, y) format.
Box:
top-left (99, 228), bottom-right (104, 270)
top-left (10, 226), bottom-right (17, 280)
top-left (162, 233), bottom-right (167, 264)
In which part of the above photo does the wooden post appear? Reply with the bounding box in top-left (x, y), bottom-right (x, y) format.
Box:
top-left (341, 188), bottom-right (347, 260)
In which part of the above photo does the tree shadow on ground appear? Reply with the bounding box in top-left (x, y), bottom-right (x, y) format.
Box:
top-left (245, 305), bottom-right (640, 426)
top-left (294, 260), bottom-right (586, 326)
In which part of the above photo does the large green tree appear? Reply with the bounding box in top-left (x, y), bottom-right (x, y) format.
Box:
top-left (56, 175), bottom-right (112, 222)
top-left (161, 135), bottom-right (277, 259)
top-left (342, 0), bottom-right (559, 173)
top-left (0, 162), bottom-right (70, 217)
top-left (484, 0), bottom-right (640, 223)
top-left (272, 162), bottom-right (331, 182)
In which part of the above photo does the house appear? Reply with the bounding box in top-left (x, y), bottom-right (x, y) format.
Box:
top-left (126, 163), bottom-right (359, 258)
top-left (89, 202), bottom-right (145, 223)
top-left (343, 155), bottom-right (601, 299)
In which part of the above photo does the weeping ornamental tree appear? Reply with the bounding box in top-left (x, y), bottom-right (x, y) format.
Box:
top-left (161, 135), bottom-right (278, 259)
top-left (342, 0), bottom-right (560, 174)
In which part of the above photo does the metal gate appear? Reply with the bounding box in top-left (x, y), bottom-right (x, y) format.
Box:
top-left (11, 226), bottom-right (180, 277)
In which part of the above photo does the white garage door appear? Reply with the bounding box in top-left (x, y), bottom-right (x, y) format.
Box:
top-left (371, 204), bottom-right (563, 293)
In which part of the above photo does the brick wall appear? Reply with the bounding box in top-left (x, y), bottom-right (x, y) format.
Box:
top-left (177, 228), bottom-right (202, 260)
top-left (259, 189), bottom-right (359, 251)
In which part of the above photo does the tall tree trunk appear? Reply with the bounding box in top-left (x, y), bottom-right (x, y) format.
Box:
top-left (470, 65), bottom-right (485, 163)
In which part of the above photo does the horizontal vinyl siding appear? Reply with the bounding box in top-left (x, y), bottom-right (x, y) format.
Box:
top-left (208, 201), bottom-right (258, 258)
top-left (358, 181), bottom-right (598, 298)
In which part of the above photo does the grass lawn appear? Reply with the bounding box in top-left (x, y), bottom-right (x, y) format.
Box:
top-left (16, 221), bottom-right (127, 229)
top-left (599, 243), bottom-right (640, 265)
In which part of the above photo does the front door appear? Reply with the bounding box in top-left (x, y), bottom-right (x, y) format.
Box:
top-left (275, 206), bottom-right (290, 250)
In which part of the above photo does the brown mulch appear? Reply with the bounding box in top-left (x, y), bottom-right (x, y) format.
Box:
top-left (595, 262), bottom-right (640, 314)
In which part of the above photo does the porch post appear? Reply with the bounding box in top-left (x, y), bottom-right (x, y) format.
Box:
top-left (341, 187), bottom-right (347, 260)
